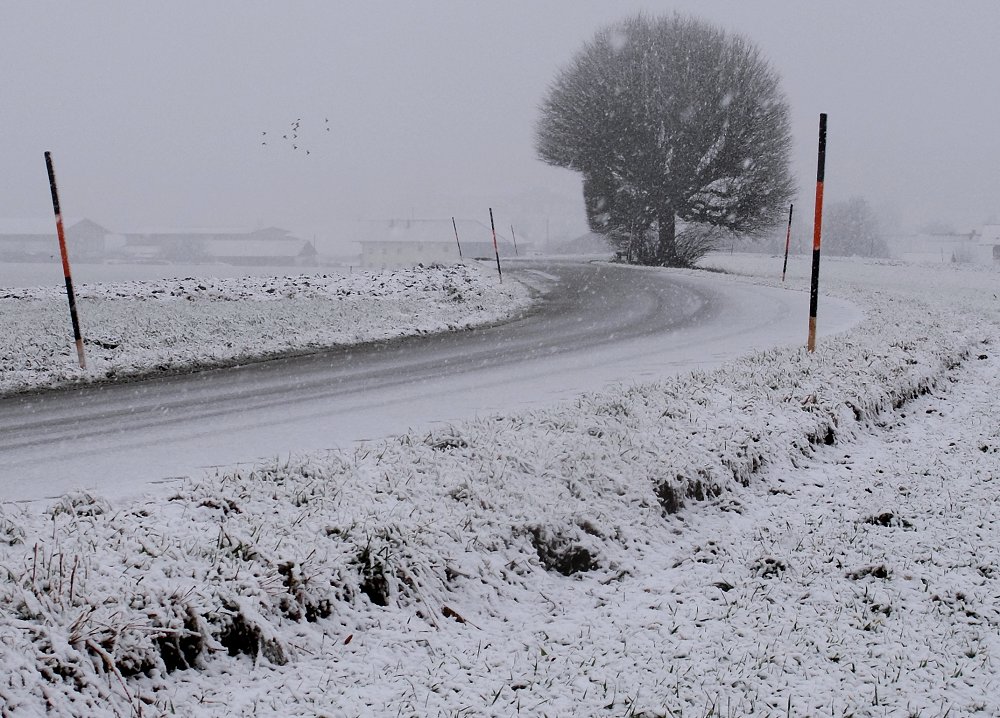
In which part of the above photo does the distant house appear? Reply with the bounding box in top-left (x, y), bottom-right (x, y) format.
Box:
top-left (0, 219), bottom-right (315, 266)
top-left (122, 226), bottom-right (315, 266)
top-left (980, 224), bottom-right (1000, 263)
top-left (889, 226), bottom-right (999, 265)
top-left (355, 219), bottom-right (520, 269)
top-left (0, 218), bottom-right (114, 262)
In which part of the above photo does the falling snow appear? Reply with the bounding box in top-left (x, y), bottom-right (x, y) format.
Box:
top-left (1, 253), bottom-right (998, 715)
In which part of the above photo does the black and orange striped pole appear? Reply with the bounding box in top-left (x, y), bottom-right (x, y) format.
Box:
top-left (44, 151), bottom-right (86, 369)
top-left (489, 207), bottom-right (502, 283)
top-left (452, 216), bottom-right (463, 259)
top-left (781, 203), bottom-right (793, 282)
top-left (807, 114), bottom-right (827, 353)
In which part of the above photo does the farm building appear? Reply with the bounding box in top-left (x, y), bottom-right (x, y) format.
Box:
top-left (888, 226), bottom-right (1000, 265)
top-left (0, 220), bottom-right (314, 266)
top-left (0, 218), bottom-right (114, 262)
top-left (355, 219), bottom-right (520, 269)
top-left (121, 226), bottom-right (315, 265)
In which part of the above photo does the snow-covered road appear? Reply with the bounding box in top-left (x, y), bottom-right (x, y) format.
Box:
top-left (3, 254), bottom-right (996, 717)
top-left (0, 260), bottom-right (860, 502)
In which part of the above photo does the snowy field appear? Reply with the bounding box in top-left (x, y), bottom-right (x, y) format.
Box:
top-left (0, 262), bottom-right (529, 397)
top-left (1, 253), bottom-right (999, 716)
top-left (0, 261), bottom-right (350, 292)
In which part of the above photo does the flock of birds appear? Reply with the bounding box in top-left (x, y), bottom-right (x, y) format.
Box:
top-left (260, 117), bottom-right (330, 155)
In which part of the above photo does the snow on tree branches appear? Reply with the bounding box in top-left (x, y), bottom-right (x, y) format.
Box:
top-left (536, 14), bottom-right (795, 267)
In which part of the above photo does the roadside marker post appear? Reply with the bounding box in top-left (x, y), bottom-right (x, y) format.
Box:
top-left (489, 208), bottom-right (502, 283)
top-left (510, 225), bottom-right (519, 256)
top-left (44, 151), bottom-right (87, 369)
top-left (807, 114), bottom-right (827, 353)
top-left (452, 216), bottom-right (463, 259)
top-left (781, 203), bottom-right (794, 282)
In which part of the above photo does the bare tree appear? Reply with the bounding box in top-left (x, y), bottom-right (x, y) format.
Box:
top-left (537, 13), bottom-right (795, 267)
top-left (823, 196), bottom-right (888, 258)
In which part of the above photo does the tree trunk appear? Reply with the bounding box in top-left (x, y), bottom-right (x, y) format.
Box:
top-left (655, 209), bottom-right (680, 266)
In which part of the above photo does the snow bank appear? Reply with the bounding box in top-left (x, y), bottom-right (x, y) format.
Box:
top-left (0, 262), bottom-right (531, 397)
top-left (1, 255), bottom-right (999, 716)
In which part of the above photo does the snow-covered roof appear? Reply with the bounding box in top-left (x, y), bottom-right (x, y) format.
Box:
top-left (0, 218), bottom-right (90, 235)
top-left (126, 227), bottom-right (258, 236)
top-left (124, 227), bottom-right (300, 242)
top-left (978, 224), bottom-right (1000, 243)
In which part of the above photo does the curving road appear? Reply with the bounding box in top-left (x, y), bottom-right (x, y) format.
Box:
top-left (0, 260), bottom-right (862, 502)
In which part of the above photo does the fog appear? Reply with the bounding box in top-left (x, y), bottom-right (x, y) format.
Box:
top-left (2, 1), bottom-right (997, 253)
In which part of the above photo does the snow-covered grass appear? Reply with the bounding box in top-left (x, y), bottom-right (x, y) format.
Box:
top-left (1, 254), bottom-right (999, 716)
top-left (0, 262), bottom-right (531, 397)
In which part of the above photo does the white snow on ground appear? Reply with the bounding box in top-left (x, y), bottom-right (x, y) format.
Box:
top-left (0, 262), bottom-right (531, 397)
top-left (1, 254), bottom-right (999, 716)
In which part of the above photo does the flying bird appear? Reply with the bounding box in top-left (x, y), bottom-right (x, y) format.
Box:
top-left (259, 115), bottom-right (332, 153)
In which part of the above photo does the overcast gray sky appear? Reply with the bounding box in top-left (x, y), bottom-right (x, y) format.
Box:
top-left (2, 1), bottom-right (998, 249)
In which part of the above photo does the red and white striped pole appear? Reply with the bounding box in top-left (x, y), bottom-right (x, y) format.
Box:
top-left (44, 151), bottom-right (87, 369)
top-left (807, 114), bottom-right (827, 353)
top-left (452, 216), bottom-right (463, 259)
top-left (489, 208), bottom-right (502, 283)
top-left (781, 203), bottom-right (793, 282)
